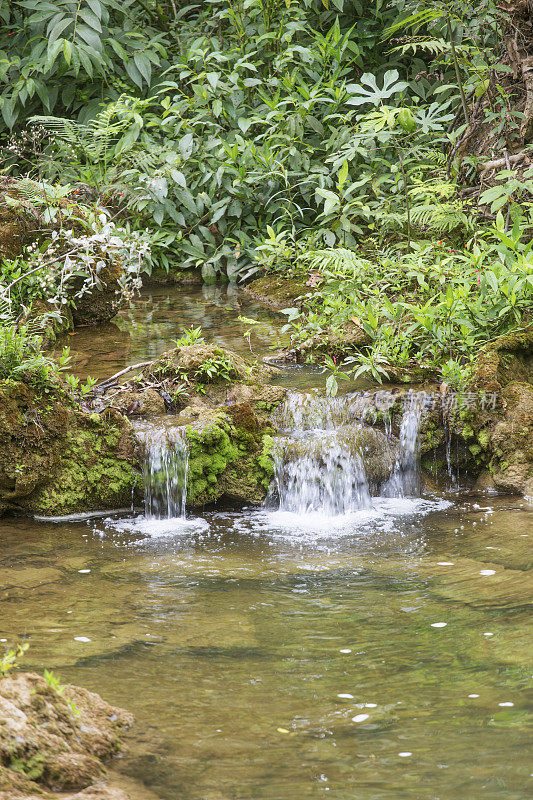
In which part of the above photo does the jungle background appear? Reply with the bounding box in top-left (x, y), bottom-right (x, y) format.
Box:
top-left (0, 0), bottom-right (532, 391)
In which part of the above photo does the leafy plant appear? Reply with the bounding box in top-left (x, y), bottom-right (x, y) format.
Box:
top-left (193, 353), bottom-right (235, 385)
top-left (1, 642), bottom-right (29, 676)
top-left (173, 328), bottom-right (205, 348)
top-left (43, 669), bottom-right (80, 716)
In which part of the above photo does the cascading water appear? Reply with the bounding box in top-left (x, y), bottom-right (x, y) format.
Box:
top-left (273, 432), bottom-right (371, 515)
top-left (136, 424), bottom-right (189, 519)
top-left (272, 390), bottom-right (428, 517)
top-left (383, 390), bottom-right (427, 498)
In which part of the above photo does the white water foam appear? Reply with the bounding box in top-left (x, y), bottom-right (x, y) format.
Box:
top-left (103, 514), bottom-right (209, 539)
top-left (236, 496), bottom-right (452, 542)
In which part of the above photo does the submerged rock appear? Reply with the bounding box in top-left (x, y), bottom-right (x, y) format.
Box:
top-left (0, 381), bottom-right (140, 517)
top-left (0, 672), bottom-right (134, 800)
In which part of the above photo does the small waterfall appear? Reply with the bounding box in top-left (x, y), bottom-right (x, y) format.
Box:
top-left (137, 425), bottom-right (189, 519)
top-left (272, 390), bottom-right (428, 516)
top-left (272, 393), bottom-right (375, 516)
top-left (383, 391), bottom-right (426, 497)
top-left (273, 432), bottom-right (371, 515)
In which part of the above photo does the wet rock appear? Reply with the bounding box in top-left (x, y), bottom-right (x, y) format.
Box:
top-left (471, 325), bottom-right (533, 392)
top-left (109, 388), bottom-right (166, 418)
top-left (242, 276), bottom-right (308, 310)
top-left (0, 381), bottom-right (140, 516)
top-left (0, 672), bottom-right (133, 799)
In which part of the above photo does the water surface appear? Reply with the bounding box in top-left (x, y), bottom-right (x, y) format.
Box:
top-left (3, 285), bottom-right (532, 800)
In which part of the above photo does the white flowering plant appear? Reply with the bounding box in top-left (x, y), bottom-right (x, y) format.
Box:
top-left (0, 192), bottom-right (152, 321)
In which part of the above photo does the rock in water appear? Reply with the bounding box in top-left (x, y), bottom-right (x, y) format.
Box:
top-left (0, 672), bottom-right (134, 799)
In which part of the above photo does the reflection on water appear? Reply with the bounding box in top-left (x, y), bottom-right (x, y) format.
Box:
top-left (58, 284), bottom-right (325, 389)
top-left (0, 497), bottom-right (531, 800)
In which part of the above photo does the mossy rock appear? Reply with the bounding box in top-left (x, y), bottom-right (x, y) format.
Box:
top-left (0, 380), bottom-right (140, 517)
top-left (0, 672), bottom-right (133, 798)
top-left (289, 322), bottom-right (370, 362)
top-left (242, 276), bottom-right (308, 311)
top-left (489, 381), bottom-right (533, 494)
top-left (185, 409), bottom-right (274, 507)
top-left (144, 266), bottom-right (203, 285)
top-left (471, 326), bottom-right (533, 392)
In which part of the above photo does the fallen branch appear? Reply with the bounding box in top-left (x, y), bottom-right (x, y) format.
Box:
top-left (97, 361), bottom-right (152, 389)
top-left (478, 153), bottom-right (527, 174)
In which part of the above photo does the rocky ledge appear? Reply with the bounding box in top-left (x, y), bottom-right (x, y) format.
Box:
top-left (0, 380), bottom-right (139, 517)
top-left (0, 672), bottom-right (136, 800)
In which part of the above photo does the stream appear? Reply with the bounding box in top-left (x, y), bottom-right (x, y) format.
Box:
top-left (1, 285), bottom-right (532, 800)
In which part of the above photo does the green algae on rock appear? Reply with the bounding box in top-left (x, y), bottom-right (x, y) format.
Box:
top-left (0, 381), bottom-right (140, 517)
top-left (242, 276), bottom-right (308, 311)
top-left (185, 406), bottom-right (275, 507)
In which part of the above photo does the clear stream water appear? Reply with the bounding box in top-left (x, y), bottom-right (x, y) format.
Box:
top-left (1, 285), bottom-right (532, 800)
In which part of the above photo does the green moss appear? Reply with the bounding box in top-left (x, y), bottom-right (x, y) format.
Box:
top-left (185, 415), bottom-right (275, 506)
top-left (478, 428), bottom-right (491, 449)
top-left (9, 754), bottom-right (46, 782)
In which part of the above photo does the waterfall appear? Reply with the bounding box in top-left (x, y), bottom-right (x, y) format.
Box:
top-left (137, 424), bottom-right (189, 519)
top-left (273, 393), bottom-right (373, 516)
top-left (272, 390), bottom-right (428, 516)
top-left (382, 390), bottom-right (426, 497)
top-left (273, 432), bottom-right (371, 515)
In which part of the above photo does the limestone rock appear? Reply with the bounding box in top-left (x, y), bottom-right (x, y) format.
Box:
top-left (471, 326), bottom-right (533, 392)
top-left (490, 380), bottom-right (533, 494)
top-left (0, 673), bottom-right (133, 800)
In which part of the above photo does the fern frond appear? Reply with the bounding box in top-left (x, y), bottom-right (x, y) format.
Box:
top-left (410, 203), bottom-right (474, 232)
top-left (409, 179), bottom-right (456, 200)
top-left (390, 38), bottom-right (452, 57)
top-left (298, 248), bottom-right (373, 275)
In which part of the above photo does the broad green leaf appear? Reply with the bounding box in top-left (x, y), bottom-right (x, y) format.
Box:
top-left (179, 132), bottom-right (194, 159)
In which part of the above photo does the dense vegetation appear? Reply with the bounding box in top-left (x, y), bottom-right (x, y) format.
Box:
top-left (0, 0), bottom-right (531, 390)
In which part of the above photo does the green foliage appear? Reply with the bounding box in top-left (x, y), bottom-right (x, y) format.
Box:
top-left (0, 324), bottom-right (57, 386)
top-left (173, 327), bottom-right (205, 348)
top-left (5, 0), bottom-right (483, 279)
top-left (0, 0), bottom-right (169, 127)
top-left (44, 668), bottom-right (80, 715)
top-left (279, 215), bottom-right (533, 388)
top-left (194, 353), bottom-right (234, 385)
top-left (0, 642), bottom-right (29, 676)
